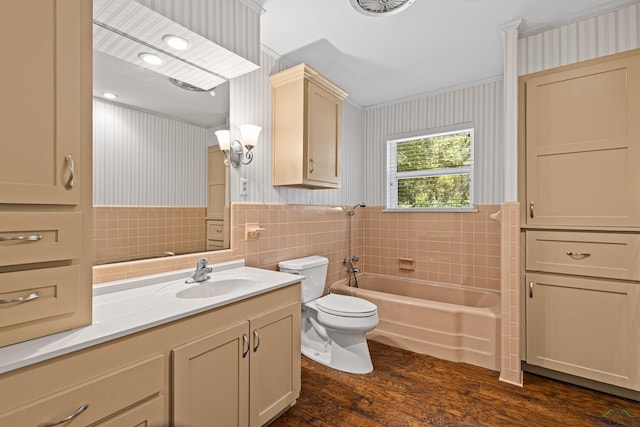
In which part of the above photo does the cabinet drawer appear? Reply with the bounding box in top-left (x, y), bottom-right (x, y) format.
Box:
top-left (0, 355), bottom-right (164, 426)
top-left (0, 265), bottom-right (79, 328)
top-left (207, 220), bottom-right (224, 240)
top-left (526, 231), bottom-right (640, 280)
top-left (96, 394), bottom-right (165, 427)
top-left (0, 212), bottom-right (82, 266)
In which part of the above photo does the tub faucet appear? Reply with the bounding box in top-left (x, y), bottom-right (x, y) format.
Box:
top-left (186, 258), bottom-right (212, 284)
top-left (343, 257), bottom-right (360, 287)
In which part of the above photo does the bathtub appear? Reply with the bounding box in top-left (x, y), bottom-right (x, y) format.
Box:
top-left (330, 274), bottom-right (501, 371)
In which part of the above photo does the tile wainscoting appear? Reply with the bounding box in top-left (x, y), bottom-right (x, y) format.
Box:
top-left (94, 203), bottom-right (501, 295)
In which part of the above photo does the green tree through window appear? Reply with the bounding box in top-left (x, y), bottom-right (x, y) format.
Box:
top-left (387, 128), bottom-right (473, 209)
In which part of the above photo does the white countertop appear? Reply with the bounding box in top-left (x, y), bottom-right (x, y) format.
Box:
top-left (0, 260), bottom-right (302, 375)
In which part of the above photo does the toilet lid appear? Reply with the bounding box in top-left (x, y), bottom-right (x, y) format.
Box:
top-left (316, 293), bottom-right (377, 317)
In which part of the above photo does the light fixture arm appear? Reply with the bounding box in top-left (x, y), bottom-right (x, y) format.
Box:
top-left (227, 140), bottom-right (255, 168)
top-left (215, 125), bottom-right (261, 168)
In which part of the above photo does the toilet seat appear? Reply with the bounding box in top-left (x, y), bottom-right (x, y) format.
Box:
top-left (316, 293), bottom-right (377, 318)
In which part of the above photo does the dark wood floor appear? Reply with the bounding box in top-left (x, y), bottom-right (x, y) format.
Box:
top-left (271, 341), bottom-right (640, 426)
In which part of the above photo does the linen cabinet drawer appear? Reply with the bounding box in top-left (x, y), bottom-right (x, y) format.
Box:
top-left (0, 355), bottom-right (165, 426)
top-left (0, 212), bottom-right (82, 266)
top-left (525, 231), bottom-right (640, 281)
top-left (0, 265), bottom-right (79, 331)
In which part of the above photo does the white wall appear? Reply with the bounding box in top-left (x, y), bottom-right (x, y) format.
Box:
top-left (519, 3), bottom-right (640, 75)
top-left (362, 80), bottom-right (505, 206)
top-left (93, 98), bottom-right (212, 206)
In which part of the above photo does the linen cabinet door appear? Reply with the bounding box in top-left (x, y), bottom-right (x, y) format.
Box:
top-left (525, 272), bottom-right (640, 391)
top-left (523, 51), bottom-right (640, 226)
top-left (0, 0), bottom-right (84, 205)
top-left (249, 302), bottom-right (301, 427)
top-left (172, 322), bottom-right (250, 427)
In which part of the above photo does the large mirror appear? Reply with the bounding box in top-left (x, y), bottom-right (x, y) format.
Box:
top-left (91, 0), bottom-right (248, 265)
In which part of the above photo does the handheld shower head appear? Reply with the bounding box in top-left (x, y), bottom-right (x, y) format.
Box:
top-left (348, 203), bottom-right (366, 216)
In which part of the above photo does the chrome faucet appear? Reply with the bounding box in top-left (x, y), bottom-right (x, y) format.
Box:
top-left (343, 256), bottom-right (361, 287)
top-left (186, 258), bottom-right (212, 283)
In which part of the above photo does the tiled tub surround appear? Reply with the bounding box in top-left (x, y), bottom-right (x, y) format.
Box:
top-left (362, 206), bottom-right (501, 291)
top-left (93, 206), bottom-right (207, 265)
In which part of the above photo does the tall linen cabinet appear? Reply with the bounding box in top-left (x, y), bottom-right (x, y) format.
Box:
top-left (519, 48), bottom-right (640, 396)
top-left (0, 0), bottom-right (93, 346)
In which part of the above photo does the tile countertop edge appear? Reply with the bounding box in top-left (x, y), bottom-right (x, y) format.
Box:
top-left (0, 263), bottom-right (302, 375)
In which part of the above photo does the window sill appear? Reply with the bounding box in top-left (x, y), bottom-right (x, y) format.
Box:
top-left (383, 207), bottom-right (478, 213)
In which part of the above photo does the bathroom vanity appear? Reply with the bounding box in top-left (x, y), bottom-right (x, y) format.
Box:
top-left (0, 263), bottom-right (301, 427)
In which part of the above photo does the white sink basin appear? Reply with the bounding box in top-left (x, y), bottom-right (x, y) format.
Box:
top-left (176, 278), bottom-right (257, 299)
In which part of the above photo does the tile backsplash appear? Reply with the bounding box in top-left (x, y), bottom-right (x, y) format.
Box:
top-left (93, 206), bottom-right (207, 265)
top-left (93, 203), bottom-right (501, 292)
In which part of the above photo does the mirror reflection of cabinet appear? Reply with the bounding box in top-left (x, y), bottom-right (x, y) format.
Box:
top-left (207, 147), bottom-right (229, 250)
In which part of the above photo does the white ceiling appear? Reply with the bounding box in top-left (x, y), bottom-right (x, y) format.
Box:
top-left (259, 0), bottom-right (638, 107)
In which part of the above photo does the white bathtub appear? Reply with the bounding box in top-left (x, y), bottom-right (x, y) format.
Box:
top-left (330, 274), bottom-right (501, 371)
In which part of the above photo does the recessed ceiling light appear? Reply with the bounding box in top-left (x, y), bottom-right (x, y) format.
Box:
top-left (103, 92), bottom-right (118, 99)
top-left (138, 52), bottom-right (163, 65)
top-left (163, 35), bottom-right (190, 50)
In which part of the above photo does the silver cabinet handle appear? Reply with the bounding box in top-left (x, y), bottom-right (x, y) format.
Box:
top-left (242, 333), bottom-right (249, 358)
top-left (253, 329), bottom-right (260, 352)
top-left (309, 158), bottom-right (315, 173)
top-left (529, 281), bottom-right (534, 298)
top-left (566, 252), bottom-right (591, 259)
top-left (64, 154), bottom-right (75, 190)
top-left (38, 403), bottom-right (89, 427)
top-left (0, 234), bottom-right (42, 242)
top-left (529, 201), bottom-right (534, 219)
top-left (0, 291), bottom-right (40, 305)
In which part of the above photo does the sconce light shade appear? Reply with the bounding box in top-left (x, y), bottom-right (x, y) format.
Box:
top-left (239, 124), bottom-right (262, 149)
top-left (215, 130), bottom-right (231, 151)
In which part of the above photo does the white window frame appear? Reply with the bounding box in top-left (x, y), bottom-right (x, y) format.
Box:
top-left (386, 124), bottom-right (475, 212)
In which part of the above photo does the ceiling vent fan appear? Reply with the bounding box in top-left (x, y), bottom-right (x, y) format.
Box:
top-left (350, 0), bottom-right (416, 17)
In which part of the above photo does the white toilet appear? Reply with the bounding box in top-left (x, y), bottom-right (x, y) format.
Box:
top-left (278, 255), bottom-right (379, 374)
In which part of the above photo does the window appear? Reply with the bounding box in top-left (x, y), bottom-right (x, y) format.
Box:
top-left (387, 126), bottom-right (474, 210)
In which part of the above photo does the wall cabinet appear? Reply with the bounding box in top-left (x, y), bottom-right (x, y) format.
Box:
top-left (0, 284), bottom-right (301, 426)
top-left (0, 0), bottom-right (92, 347)
top-left (520, 49), bottom-right (640, 395)
top-left (270, 64), bottom-right (348, 189)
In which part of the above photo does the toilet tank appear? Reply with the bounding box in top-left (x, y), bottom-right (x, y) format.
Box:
top-left (278, 256), bottom-right (329, 303)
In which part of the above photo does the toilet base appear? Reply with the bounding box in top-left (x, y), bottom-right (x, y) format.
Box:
top-left (301, 330), bottom-right (374, 374)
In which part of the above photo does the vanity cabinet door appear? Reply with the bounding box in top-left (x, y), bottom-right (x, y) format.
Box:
top-left (173, 322), bottom-right (250, 427)
top-left (0, 0), bottom-right (84, 205)
top-left (249, 302), bottom-right (301, 427)
top-left (525, 272), bottom-right (640, 391)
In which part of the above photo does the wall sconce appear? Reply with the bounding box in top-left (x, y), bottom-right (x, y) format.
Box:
top-left (214, 124), bottom-right (262, 168)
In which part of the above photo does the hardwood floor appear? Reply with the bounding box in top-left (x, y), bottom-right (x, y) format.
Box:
top-left (272, 341), bottom-right (640, 426)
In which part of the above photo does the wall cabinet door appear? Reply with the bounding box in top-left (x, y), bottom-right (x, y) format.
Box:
top-left (525, 272), bottom-right (640, 391)
top-left (523, 51), bottom-right (640, 226)
top-left (270, 63), bottom-right (347, 189)
top-left (173, 321), bottom-right (250, 427)
top-left (0, 0), bottom-right (83, 205)
top-left (249, 302), bottom-right (301, 427)
top-left (305, 81), bottom-right (342, 187)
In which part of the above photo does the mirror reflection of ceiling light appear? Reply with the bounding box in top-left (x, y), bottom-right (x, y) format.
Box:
top-left (103, 92), bottom-right (118, 99)
top-left (163, 35), bottom-right (190, 50)
top-left (138, 52), bottom-right (163, 65)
